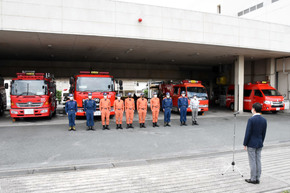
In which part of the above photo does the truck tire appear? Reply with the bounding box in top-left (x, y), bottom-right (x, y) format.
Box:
top-left (272, 111), bottom-right (278, 114)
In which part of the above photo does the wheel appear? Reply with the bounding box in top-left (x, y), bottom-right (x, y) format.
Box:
top-left (272, 111), bottom-right (278, 114)
top-left (230, 103), bottom-right (234, 110)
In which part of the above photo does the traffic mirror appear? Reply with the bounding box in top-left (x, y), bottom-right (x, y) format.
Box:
top-left (5, 83), bottom-right (8, 89)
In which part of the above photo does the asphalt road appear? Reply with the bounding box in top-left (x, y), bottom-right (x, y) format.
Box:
top-left (0, 109), bottom-right (289, 172)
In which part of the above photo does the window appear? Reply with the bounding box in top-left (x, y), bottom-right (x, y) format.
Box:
top-left (272, 0), bottom-right (279, 3)
top-left (257, 3), bottom-right (263, 9)
top-left (238, 11), bottom-right (243, 16)
top-left (250, 6), bottom-right (256, 12)
top-left (244, 90), bottom-right (252, 97)
top-left (254, 90), bottom-right (263, 97)
top-left (262, 89), bottom-right (281, 96)
top-left (244, 8), bottom-right (249, 14)
top-left (217, 4), bottom-right (221, 14)
top-left (174, 87), bottom-right (179, 95)
top-left (180, 87), bottom-right (186, 94)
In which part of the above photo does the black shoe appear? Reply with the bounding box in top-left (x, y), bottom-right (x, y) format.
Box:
top-left (153, 122), bottom-right (156, 127)
top-left (245, 179), bottom-right (258, 184)
top-left (126, 124), bottom-right (130, 129)
top-left (143, 123), bottom-right (146, 128)
top-left (256, 180), bottom-right (260, 184)
top-left (130, 124), bottom-right (134, 129)
top-left (119, 125), bottom-right (123, 129)
top-left (105, 125), bottom-right (110, 130)
top-left (180, 122), bottom-right (183, 126)
top-left (102, 125), bottom-right (106, 130)
top-left (87, 127), bottom-right (90, 131)
top-left (183, 122), bottom-right (187, 126)
top-left (91, 127), bottom-right (95, 131)
top-left (155, 123), bottom-right (159, 127)
top-left (194, 121), bottom-right (199, 125)
top-left (140, 123), bottom-right (142, 128)
top-left (167, 122), bottom-right (171, 127)
top-left (116, 125), bottom-right (119, 129)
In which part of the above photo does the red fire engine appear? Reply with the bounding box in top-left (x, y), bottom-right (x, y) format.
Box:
top-left (70, 71), bottom-right (119, 117)
top-left (226, 81), bottom-right (285, 113)
top-left (9, 71), bottom-right (57, 120)
top-left (159, 80), bottom-right (209, 114)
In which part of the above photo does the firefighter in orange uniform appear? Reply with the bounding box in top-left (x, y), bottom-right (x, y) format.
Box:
top-left (150, 92), bottom-right (160, 127)
top-left (113, 94), bottom-right (124, 129)
top-left (137, 93), bottom-right (147, 128)
top-left (100, 92), bottom-right (111, 130)
top-left (125, 93), bottom-right (135, 129)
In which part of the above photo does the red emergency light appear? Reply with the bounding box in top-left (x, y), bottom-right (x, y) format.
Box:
top-left (255, 81), bottom-right (269, 84)
top-left (182, 80), bottom-right (202, 84)
top-left (79, 71), bottom-right (109, 75)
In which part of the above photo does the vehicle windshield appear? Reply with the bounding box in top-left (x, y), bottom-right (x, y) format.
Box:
top-left (187, 87), bottom-right (208, 99)
top-left (262, 89), bottom-right (282, 96)
top-left (76, 77), bottom-right (114, 92)
top-left (11, 80), bottom-right (47, 96)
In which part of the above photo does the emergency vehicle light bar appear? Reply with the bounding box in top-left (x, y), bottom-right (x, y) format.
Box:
top-left (255, 81), bottom-right (269, 84)
top-left (182, 80), bottom-right (202, 84)
top-left (16, 72), bottom-right (44, 76)
top-left (79, 71), bottom-right (109, 75)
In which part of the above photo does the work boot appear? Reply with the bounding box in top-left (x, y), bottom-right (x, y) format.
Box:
top-left (87, 127), bottom-right (90, 131)
top-left (164, 122), bottom-right (167, 127)
top-left (155, 122), bottom-right (159, 127)
top-left (183, 122), bottom-right (187, 126)
top-left (143, 123), bottom-right (146, 128)
top-left (105, 125), bottom-right (110, 130)
top-left (68, 127), bottom-right (72, 131)
top-left (116, 124), bottom-right (119, 129)
top-left (126, 124), bottom-right (130, 129)
top-left (91, 126), bottom-right (95, 131)
top-left (194, 121), bottom-right (199, 125)
top-left (140, 123), bottom-right (142, 128)
top-left (102, 125), bottom-right (106, 130)
top-left (130, 124), bottom-right (134, 129)
top-left (72, 126), bottom-right (76, 131)
top-left (119, 124), bottom-right (123, 129)
top-left (180, 122), bottom-right (183, 126)
top-left (167, 122), bottom-right (171, 127)
top-left (153, 122), bottom-right (156, 127)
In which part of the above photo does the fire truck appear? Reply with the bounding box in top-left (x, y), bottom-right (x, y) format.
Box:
top-left (9, 71), bottom-right (57, 120)
top-left (159, 80), bottom-right (209, 114)
top-left (0, 75), bottom-right (7, 116)
top-left (226, 81), bottom-right (285, 113)
top-left (70, 71), bottom-right (120, 117)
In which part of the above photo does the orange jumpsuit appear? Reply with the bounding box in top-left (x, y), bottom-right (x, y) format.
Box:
top-left (100, 98), bottom-right (111, 125)
top-left (137, 98), bottom-right (147, 124)
top-left (113, 99), bottom-right (124, 124)
top-left (150, 97), bottom-right (160, 123)
top-left (125, 98), bottom-right (135, 124)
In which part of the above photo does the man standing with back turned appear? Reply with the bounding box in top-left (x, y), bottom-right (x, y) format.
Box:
top-left (243, 102), bottom-right (267, 184)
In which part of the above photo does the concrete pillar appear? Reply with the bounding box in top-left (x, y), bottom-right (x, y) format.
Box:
top-left (234, 55), bottom-right (244, 112)
top-left (268, 58), bottom-right (276, 88)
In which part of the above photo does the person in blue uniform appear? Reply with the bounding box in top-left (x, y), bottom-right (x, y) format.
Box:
top-left (65, 94), bottom-right (77, 131)
top-left (84, 92), bottom-right (96, 131)
top-left (178, 91), bottom-right (188, 126)
top-left (162, 92), bottom-right (173, 127)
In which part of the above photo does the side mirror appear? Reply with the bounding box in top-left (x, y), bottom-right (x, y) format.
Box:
top-left (108, 85), bottom-right (111, 89)
top-left (5, 83), bottom-right (8, 89)
top-left (69, 77), bottom-right (74, 85)
top-left (119, 80), bottom-right (123, 86)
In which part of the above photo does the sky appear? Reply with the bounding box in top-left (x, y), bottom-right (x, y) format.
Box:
top-left (115, 0), bottom-right (262, 16)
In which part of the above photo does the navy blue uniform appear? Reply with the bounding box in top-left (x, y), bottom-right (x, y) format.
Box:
top-left (65, 100), bottom-right (78, 127)
top-left (162, 97), bottom-right (172, 123)
top-left (178, 96), bottom-right (188, 123)
top-left (84, 99), bottom-right (96, 127)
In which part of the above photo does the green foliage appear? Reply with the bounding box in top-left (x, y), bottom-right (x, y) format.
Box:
top-left (143, 89), bottom-right (148, 98)
top-left (56, 90), bottom-right (62, 101)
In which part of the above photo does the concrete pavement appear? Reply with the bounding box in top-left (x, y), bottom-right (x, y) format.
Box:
top-left (0, 143), bottom-right (290, 193)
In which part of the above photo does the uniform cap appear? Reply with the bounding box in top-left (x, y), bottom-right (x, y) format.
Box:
top-left (69, 94), bottom-right (73, 97)
top-left (128, 92), bottom-right (132, 96)
top-left (181, 91), bottom-right (186, 94)
top-left (88, 92), bottom-right (92, 96)
top-left (166, 92), bottom-right (170, 96)
top-left (140, 93), bottom-right (144, 96)
top-left (116, 94), bottom-right (121, 97)
top-left (103, 92), bottom-right (107, 96)
top-left (153, 92), bottom-right (157, 95)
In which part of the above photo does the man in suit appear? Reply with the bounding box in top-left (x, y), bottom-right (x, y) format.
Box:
top-left (243, 102), bottom-right (267, 184)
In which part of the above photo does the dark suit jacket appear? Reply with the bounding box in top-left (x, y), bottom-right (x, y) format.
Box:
top-left (243, 114), bottom-right (267, 148)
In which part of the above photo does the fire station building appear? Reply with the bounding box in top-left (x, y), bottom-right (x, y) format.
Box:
top-left (1, 0), bottom-right (290, 111)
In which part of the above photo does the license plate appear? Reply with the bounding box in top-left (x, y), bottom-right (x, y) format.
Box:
top-left (24, 109), bottom-right (34, 115)
top-left (94, 111), bottom-right (101, 116)
top-left (276, 108), bottom-right (280, 111)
